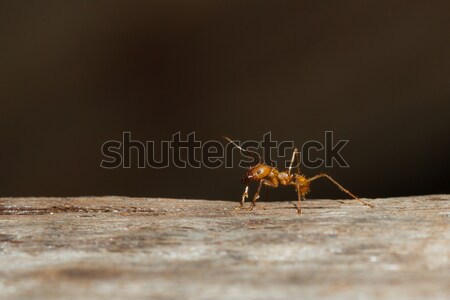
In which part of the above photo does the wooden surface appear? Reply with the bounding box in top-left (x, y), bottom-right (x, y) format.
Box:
top-left (0, 195), bottom-right (449, 300)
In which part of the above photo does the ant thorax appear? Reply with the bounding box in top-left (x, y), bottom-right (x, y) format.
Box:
top-left (277, 171), bottom-right (293, 186)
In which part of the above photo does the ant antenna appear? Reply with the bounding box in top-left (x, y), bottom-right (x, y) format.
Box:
top-left (223, 136), bottom-right (261, 164)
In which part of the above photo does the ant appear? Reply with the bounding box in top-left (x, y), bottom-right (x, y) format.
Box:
top-left (224, 137), bottom-right (374, 214)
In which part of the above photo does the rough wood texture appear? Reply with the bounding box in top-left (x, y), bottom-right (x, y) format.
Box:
top-left (0, 195), bottom-right (449, 300)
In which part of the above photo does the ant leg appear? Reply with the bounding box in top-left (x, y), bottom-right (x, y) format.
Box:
top-left (248, 179), bottom-right (277, 211)
top-left (236, 185), bottom-right (249, 210)
top-left (248, 179), bottom-right (278, 210)
top-left (248, 181), bottom-right (263, 211)
top-left (295, 150), bottom-right (301, 175)
top-left (306, 173), bottom-right (374, 208)
top-left (295, 182), bottom-right (306, 214)
top-left (288, 148), bottom-right (299, 177)
top-left (296, 184), bottom-right (302, 214)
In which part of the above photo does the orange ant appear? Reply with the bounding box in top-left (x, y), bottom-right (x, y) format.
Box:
top-left (224, 137), bottom-right (374, 214)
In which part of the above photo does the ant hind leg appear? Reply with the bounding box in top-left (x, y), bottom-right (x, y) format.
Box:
top-left (295, 184), bottom-right (303, 214)
top-left (306, 173), bottom-right (374, 208)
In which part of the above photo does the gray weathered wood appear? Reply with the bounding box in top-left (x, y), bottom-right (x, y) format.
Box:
top-left (0, 195), bottom-right (449, 300)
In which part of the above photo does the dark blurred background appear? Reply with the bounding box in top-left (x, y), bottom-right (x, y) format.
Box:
top-left (1, 1), bottom-right (449, 200)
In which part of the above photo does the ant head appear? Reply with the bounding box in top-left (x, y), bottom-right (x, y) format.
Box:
top-left (223, 136), bottom-right (267, 184)
top-left (241, 164), bottom-right (271, 184)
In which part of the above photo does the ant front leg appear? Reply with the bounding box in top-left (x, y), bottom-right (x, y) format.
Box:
top-left (248, 179), bottom-right (277, 211)
top-left (236, 185), bottom-right (249, 210)
top-left (248, 181), bottom-right (263, 211)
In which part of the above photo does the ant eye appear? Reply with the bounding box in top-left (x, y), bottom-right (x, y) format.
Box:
top-left (257, 169), bottom-right (262, 175)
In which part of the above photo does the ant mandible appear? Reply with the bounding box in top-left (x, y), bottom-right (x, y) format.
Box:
top-left (224, 137), bottom-right (374, 214)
